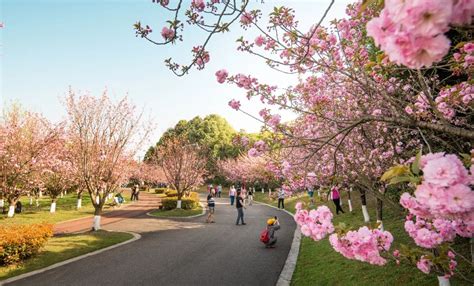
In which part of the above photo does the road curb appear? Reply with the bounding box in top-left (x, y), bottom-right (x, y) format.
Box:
top-left (0, 231), bottom-right (141, 286)
top-left (254, 201), bottom-right (300, 286)
top-left (145, 202), bottom-right (206, 219)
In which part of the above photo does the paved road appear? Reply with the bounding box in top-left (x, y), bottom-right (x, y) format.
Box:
top-left (54, 192), bottom-right (162, 234)
top-left (7, 197), bottom-right (296, 286)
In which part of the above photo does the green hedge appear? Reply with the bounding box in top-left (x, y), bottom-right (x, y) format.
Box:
top-left (155, 188), bottom-right (167, 194)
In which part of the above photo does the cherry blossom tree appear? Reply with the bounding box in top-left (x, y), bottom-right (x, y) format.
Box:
top-left (137, 0), bottom-right (473, 284)
top-left (41, 133), bottom-right (77, 213)
top-left (153, 135), bottom-right (207, 208)
top-left (0, 105), bottom-right (59, 217)
top-left (65, 90), bottom-right (150, 230)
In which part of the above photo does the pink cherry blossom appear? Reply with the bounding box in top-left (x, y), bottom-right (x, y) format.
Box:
top-left (255, 35), bottom-right (266, 47)
top-left (161, 27), bottom-right (175, 40)
top-left (215, 69), bottom-right (228, 84)
top-left (416, 256), bottom-right (432, 274)
top-left (422, 154), bottom-right (469, 187)
top-left (228, 99), bottom-right (241, 110)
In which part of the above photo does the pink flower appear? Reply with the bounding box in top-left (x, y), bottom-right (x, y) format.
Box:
top-left (240, 12), bottom-right (253, 25)
top-left (451, 0), bottom-right (474, 24)
top-left (267, 114), bottom-right (281, 128)
top-left (403, 0), bottom-right (452, 36)
top-left (192, 0), bottom-right (205, 11)
top-left (422, 154), bottom-right (469, 187)
top-left (228, 99), bottom-right (241, 110)
top-left (444, 184), bottom-right (474, 214)
top-left (161, 27), bottom-right (175, 40)
top-left (416, 256), bottom-right (432, 274)
top-left (215, 69), bottom-right (228, 84)
top-left (247, 148), bottom-right (259, 157)
top-left (404, 106), bottom-right (414, 114)
top-left (255, 35), bottom-right (266, 47)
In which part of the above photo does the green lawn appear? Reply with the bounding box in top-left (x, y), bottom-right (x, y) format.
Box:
top-left (149, 205), bottom-right (203, 218)
top-left (253, 192), bottom-right (472, 286)
top-left (0, 189), bottom-right (131, 226)
top-left (0, 230), bottom-right (133, 280)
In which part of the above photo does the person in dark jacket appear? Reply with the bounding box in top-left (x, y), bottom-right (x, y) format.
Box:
top-left (265, 217), bottom-right (281, 248)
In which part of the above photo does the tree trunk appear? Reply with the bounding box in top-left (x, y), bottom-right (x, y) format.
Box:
top-left (0, 198), bottom-right (4, 208)
top-left (93, 207), bottom-right (101, 230)
top-left (77, 192), bottom-right (83, 209)
top-left (437, 276), bottom-right (450, 286)
top-left (35, 197), bottom-right (40, 207)
top-left (177, 191), bottom-right (182, 209)
top-left (360, 189), bottom-right (370, 223)
top-left (50, 198), bottom-right (57, 213)
top-left (7, 198), bottom-right (17, 218)
top-left (348, 188), bottom-right (353, 213)
top-left (29, 196), bottom-right (33, 206)
top-left (376, 198), bottom-right (384, 231)
top-left (8, 205), bottom-right (15, 217)
top-left (39, 190), bottom-right (43, 198)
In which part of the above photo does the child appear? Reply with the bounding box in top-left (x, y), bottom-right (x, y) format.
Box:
top-left (206, 193), bottom-right (215, 223)
top-left (265, 217), bottom-right (280, 248)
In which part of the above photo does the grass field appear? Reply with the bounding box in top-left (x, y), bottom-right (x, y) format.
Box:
top-left (0, 230), bottom-right (133, 280)
top-left (252, 191), bottom-right (472, 286)
top-left (0, 189), bottom-right (131, 226)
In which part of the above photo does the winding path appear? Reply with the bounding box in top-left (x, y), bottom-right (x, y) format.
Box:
top-left (6, 196), bottom-right (296, 286)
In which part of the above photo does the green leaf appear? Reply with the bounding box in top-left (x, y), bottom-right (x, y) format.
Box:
top-left (388, 176), bottom-right (414, 185)
top-left (459, 153), bottom-right (471, 167)
top-left (381, 165), bottom-right (409, 182)
top-left (411, 149), bottom-right (422, 175)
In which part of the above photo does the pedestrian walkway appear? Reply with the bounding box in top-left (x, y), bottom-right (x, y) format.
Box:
top-left (53, 192), bottom-right (162, 234)
top-left (8, 196), bottom-right (296, 286)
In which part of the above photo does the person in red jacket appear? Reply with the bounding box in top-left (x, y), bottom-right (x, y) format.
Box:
top-left (330, 186), bottom-right (345, 214)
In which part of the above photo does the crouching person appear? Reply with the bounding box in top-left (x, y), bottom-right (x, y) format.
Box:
top-left (265, 217), bottom-right (280, 248)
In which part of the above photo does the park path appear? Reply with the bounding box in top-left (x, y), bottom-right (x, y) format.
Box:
top-left (53, 192), bottom-right (162, 234)
top-left (8, 195), bottom-right (296, 286)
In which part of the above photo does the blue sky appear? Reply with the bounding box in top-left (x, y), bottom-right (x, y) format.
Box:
top-left (1, 0), bottom-right (352, 151)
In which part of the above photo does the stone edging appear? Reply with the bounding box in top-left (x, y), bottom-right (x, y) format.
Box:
top-left (0, 231), bottom-right (141, 286)
top-left (253, 201), bottom-right (301, 286)
top-left (145, 202), bottom-right (206, 219)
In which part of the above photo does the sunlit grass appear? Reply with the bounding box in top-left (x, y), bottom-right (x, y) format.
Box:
top-left (0, 189), bottom-right (131, 226)
top-left (0, 230), bottom-right (133, 280)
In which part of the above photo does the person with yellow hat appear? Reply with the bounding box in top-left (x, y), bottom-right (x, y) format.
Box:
top-left (263, 216), bottom-right (280, 248)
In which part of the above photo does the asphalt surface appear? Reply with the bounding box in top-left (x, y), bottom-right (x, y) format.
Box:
top-left (6, 197), bottom-right (296, 286)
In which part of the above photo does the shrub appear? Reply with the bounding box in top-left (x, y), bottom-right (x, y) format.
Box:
top-left (0, 224), bottom-right (53, 265)
top-left (165, 189), bottom-right (178, 197)
top-left (155, 188), bottom-right (166, 194)
top-left (161, 197), bottom-right (198, 210)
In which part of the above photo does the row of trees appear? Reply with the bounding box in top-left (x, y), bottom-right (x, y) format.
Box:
top-left (0, 91), bottom-right (154, 229)
top-left (136, 0), bottom-right (473, 284)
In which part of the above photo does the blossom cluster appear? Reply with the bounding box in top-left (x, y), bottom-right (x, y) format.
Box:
top-left (398, 152), bottom-right (473, 274)
top-left (329, 226), bottom-right (394, 266)
top-left (367, 0), bottom-right (474, 68)
top-left (294, 203), bottom-right (335, 241)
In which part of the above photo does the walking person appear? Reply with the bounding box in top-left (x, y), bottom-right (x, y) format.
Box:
top-left (229, 185), bottom-right (236, 206)
top-left (247, 187), bottom-right (253, 206)
top-left (130, 185), bottom-right (136, 201)
top-left (217, 184), bottom-right (222, 198)
top-left (330, 185), bottom-right (345, 214)
top-left (307, 186), bottom-right (315, 206)
top-left (235, 190), bottom-right (246, 225)
top-left (277, 188), bottom-right (285, 209)
top-left (206, 193), bottom-right (215, 223)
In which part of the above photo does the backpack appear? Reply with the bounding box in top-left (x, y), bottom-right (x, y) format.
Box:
top-left (260, 228), bottom-right (270, 244)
